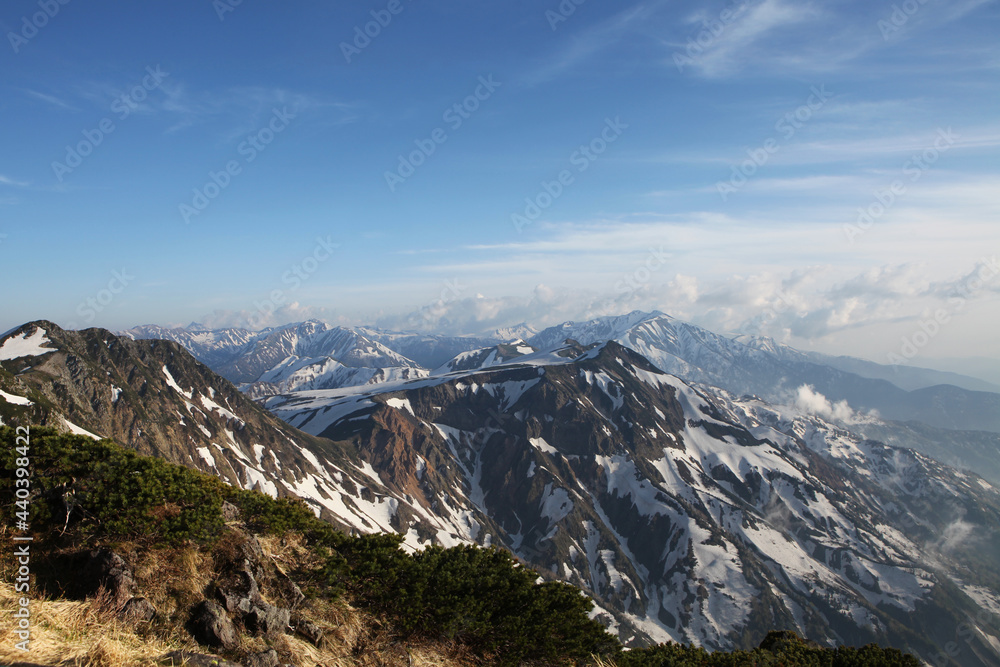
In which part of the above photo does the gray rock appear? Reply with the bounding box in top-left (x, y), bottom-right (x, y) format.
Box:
top-left (215, 568), bottom-right (263, 615)
top-left (221, 500), bottom-right (241, 522)
top-left (291, 614), bottom-right (323, 646)
top-left (235, 535), bottom-right (266, 579)
top-left (120, 596), bottom-right (156, 623)
top-left (82, 549), bottom-right (137, 604)
top-left (188, 600), bottom-right (238, 650)
top-left (242, 649), bottom-right (280, 667)
top-left (245, 603), bottom-right (290, 639)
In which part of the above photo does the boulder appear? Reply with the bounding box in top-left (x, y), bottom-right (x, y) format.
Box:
top-left (221, 500), bottom-right (241, 522)
top-left (188, 600), bottom-right (238, 650)
top-left (82, 549), bottom-right (137, 604)
top-left (235, 535), bottom-right (266, 580)
top-left (215, 568), bottom-right (263, 615)
top-left (245, 602), bottom-right (290, 639)
top-left (273, 570), bottom-right (305, 610)
top-left (120, 596), bottom-right (157, 623)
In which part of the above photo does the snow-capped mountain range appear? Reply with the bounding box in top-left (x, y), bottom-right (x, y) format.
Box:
top-left (6, 320), bottom-right (999, 666)
top-left (121, 312), bottom-right (1000, 485)
top-left (122, 312), bottom-right (1000, 429)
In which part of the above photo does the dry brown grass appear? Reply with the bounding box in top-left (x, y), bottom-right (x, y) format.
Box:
top-left (131, 541), bottom-right (214, 633)
top-left (0, 579), bottom-right (182, 666)
top-left (0, 532), bottom-right (474, 667)
top-left (0, 577), bottom-right (474, 667)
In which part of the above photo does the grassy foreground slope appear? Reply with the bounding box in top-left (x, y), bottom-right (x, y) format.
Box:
top-left (0, 427), bottom-right (920, 667)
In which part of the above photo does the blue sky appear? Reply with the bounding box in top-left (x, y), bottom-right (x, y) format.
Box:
top-left (1, 0), bottom-right (998, 369)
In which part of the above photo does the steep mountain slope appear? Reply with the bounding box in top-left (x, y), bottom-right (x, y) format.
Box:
top-left (528, 312), bottom-right (1000, 433)
top-left (264, 340), bottom-right (1000, 666)
top-left (247, 354), bottom-right (429, 398)
top-left (0, 321), bottom-right (432, 538)
top-left (850, 420), bottom-right (1000, 486)
top-left (211, 321), bottom-right (422, 385)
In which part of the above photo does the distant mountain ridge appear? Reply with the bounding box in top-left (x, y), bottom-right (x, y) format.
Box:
top-left (732, 334), bottom-right (1000, 394)
top-left (526, 311), bottom-right (1000, 433)
top-left (118, 313), bottom-right (1000, 476)
top-left (122, 321), bottom-right (493, 393)
top-left (122, 311), bottom-right (999, 399)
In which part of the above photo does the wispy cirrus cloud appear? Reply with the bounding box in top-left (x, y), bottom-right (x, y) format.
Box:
top-left (676, 0), bottom-right (822, 78)
top-left (0, 175), bottom-right (30, 188)
top-left (155, 84), bottom-right (357, 138)
top-left (522, 1), bottom-right (668, 86)
top-left (20, 88), bottom-right (79, 111)
top-left (24, 77), bottom-right (355, 143)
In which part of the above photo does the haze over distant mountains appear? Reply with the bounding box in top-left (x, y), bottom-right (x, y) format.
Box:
top-left (121, 311), bottom-right (1000, 432)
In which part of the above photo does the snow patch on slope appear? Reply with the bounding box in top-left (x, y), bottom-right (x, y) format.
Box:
top-left (162, 365), bottom-right (193, 398)
top-left (0, 389), bottom-right (32, 405)
top-left (0, 328), bottom-right (53, 360)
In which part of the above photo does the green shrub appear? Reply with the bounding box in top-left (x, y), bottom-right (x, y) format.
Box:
top-left (616, 631), bottom-right (921, 667)
top-left (0, 427), bottom-right (226, 544)
top-left (332, 539), bottom-right (619, 665)
top-left (0, 428), bottom-right (925, 666)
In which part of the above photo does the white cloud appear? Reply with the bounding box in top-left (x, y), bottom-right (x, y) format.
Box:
top-left (794, 384), bottom-right (856, 422)
top-left (936, 519), bottom-right (975, 553)
top-left (684, 0), bottom-right (820, 78)
top-left (194, 302), bottom-right (340, 331)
